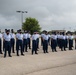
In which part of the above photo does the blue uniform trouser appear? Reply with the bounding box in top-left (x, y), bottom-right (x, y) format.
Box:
top-left (57, 38), bottom-right (60, 47)
top-left (23, 39), bottom-right (28, 52)
top-left (62, 39), bottom-right (66, 50)
top-left (27, 38), bottom-right (31, 49)
top-left (32, 40), bottom-right (37, 54)
top-left (69, 39), bottom-right (73, 50)
top-left (4, 41), bottom-right (11, 57)
top-left (41, 38), bottom-right (43, 46)
top-left (48, 37), bottom-right (50, 45)
top-left (58, 39), bottom-right (61, 48)
top-left (75, 40), bottom-right (76, 49)
top-left (0, 39), bottom-right (2, 53)
top-left (51, 39), bottom-right (57, 51)
top-left (11, 38), bottom-right (15, 53)
top-left (59, 39), bottom-right (63, 50)
top-left (3, 40), bottom-right (5, 51)
top-left (37, 38), bottom-right (39, 49)
top-left (59, 39), bottom-right (66, 51)
top-left (43, 40), bottom-right (45, 51)
top-left (65, 39), bottom-right (68, 48)
top-left (72, 40), bottom-right (73, 47)
top-left (43, 40), bottom-right (48, 53)
top-left (16, 40), bottom-right (23, 55)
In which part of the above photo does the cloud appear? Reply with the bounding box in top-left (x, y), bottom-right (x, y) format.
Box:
top-left (0, 14), bottom-right (21, 31)
top-left (0, 0), bottom-right (76, 31)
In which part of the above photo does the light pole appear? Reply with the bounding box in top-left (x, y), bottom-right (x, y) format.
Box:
top-left (16, 11), bottom-right (28, 30)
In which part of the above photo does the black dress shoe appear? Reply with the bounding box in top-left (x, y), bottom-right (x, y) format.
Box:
top-left (61, 50), bottom-right (63, 51)
top-left (21, 54), bottom-right (24, 56)
top-left (35, 53), bottom-right (38, 54)
top-left (13, 52), bottom-right (15, 53)
top-left (44, 52), bottom-right (46, 53)
top-left (46, 52), bottom-right (49, 53)
top-left (9, 55), bottom-right (12, 57)
top-left (55, 50), bottom-right (57, 52)
top-left (4, 56), bottom-right (6, 58)
top-left (17, 55), bottom-right (19, 56)
top-left (0, 52), bottom-right (3, 54)
top-left (64, 50), bottom-right (66, 51)
top-left (52, 51), bottom-right (54, 52)
top-left (25, 51), bottom-right (28, 52)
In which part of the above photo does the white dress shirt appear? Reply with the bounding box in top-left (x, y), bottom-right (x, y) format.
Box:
top-left (36, 34), bottom-right (40, 38)
top-left (57, 34), bottom-right (60, 39)
top-left (62, 36), bottom-right (66, 40)
top-left (51, 34), bottom-right (57, 40)
top-left (58, 35), bottom-right (63, 39)
top-left (44, 34), bottom-right (49, 40)
top-left (10, 33), bottom-right (15, 39)
top-left (65, 35), bottom-right (69, 39)
top-left (23, 33), bottom-right (28, 39)
top-left (27, 33), bottom-right (31, 38)
top-left (69, 35), bottom-right (74, 40)
top-left (4, 34), bottom-right (11, 41)
top-left (0, 33), bottom-right (2, 39)
top-left (16, 33), bottom-right (23, 40)
top-left (41, 34), bottom-right (45, 40)
top-left (32, 34), bottom-right (37, 40)
top-left (48, 34), bottom-right (51, 38)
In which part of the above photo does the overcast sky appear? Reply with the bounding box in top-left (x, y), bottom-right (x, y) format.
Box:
top-left (0, 0), bottom-right (76, 31)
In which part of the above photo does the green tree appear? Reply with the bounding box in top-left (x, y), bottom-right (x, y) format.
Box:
top-left (22, 17), bottom-right (41, 34)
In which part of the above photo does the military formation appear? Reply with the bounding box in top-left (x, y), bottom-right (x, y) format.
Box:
top-left (0, 29), bottom-right (76, 58)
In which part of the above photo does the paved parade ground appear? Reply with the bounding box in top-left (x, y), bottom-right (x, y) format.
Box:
top-left (0, 46), bottom-right (76, 75)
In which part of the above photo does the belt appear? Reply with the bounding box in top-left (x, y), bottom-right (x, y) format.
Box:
top-left (11, 38), bottom-right (14, 39)
top-left (5, 41), bottom-right (10, 42)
